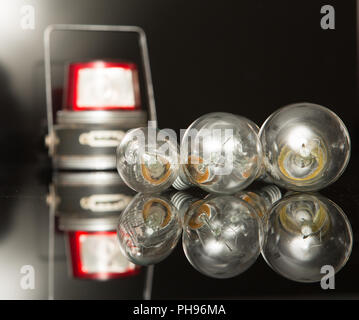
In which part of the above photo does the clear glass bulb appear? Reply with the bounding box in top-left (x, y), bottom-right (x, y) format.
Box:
top-left (117, 193), bottom-right (182, 265)
top-left (117, 127), bottom-right (180, 193)
top-left (182, 195), bottom-right (263, 278)
top-left (259, 103), bottom-right (351, 191)
top-left (174, 112), bottom-right (263, 194)
top-left (262, 193), bottom-right (353, 282)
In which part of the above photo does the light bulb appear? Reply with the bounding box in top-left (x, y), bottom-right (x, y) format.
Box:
top-left (259, 103), bottom-right (351, 191)
top-left (117, 193), bottom-right (182, 266)
top-left (262, 193), bottom-right (353, 282)
top-left (235, 185), bottom-right (282, 221)
top-left (182, 195), bottom-right (263, 279)
top-left (116, 127), bottom-right (180, 193)
top-left (173, 112), bottom-right (263, 194)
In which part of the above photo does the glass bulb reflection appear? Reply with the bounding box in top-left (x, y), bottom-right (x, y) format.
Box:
top-left (182, 195), bottom-right (263, 278)
top-left (117, 193), bottom-right (182, 265)
top-left (259, 103), bottom-right (350, 191)
top-left (235, 185), bottom-right (282, 221)
top-left (174, 112), bottom-right (263, 194)
top-left (262, 193), bottom-right (353, 282)
top-left (117, 127), bottom-right (179, 193)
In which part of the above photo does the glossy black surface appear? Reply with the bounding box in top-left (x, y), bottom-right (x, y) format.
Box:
top-left (0, 158), bottom-right (357, 299)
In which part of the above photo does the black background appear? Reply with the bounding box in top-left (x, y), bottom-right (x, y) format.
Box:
top-left (0, 0), bottom-right (358, 299)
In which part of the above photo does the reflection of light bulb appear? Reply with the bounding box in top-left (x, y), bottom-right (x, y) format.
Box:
top-left (182, 195), bottom-right (263, 279)
top-left (262, 193), bottom-right (353, 283)
top-left (170, 191), bottom-right (202, 226)
top-left (117, 127), bottom-right (179, 193)
top-left (173, 113), bottom-right (263, 194)
top-left (235, 185), bottom-right (282, 224)
top-left (259, 103), bottom-right (351, 191)
top-left (117, 193), bottom-right (182, 265)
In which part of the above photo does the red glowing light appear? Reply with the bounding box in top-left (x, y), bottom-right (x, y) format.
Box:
top-left (65, 61), bottom-right (141, 111)
top-left (67, 230), bottom-right (140, 280)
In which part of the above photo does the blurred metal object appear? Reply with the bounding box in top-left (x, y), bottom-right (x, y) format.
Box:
top-left (44, 24), bottom-right (157, 170)
top-left (47, 171), bottom-right (140, 281)
top-left (48, 171), bottom-right (135, 219)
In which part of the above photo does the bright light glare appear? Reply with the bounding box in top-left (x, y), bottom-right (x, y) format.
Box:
top-left (287, 126), bottom-right (312, 152)
top-left (77, 67), bottom-right (135, 108)
top-left (204, 238), bottom-right (227, 255)
top-left (289, 236), bottom-right (319, 261)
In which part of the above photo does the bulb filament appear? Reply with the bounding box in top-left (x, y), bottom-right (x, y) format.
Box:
top-left (198, 212), bottom-right (233, 252)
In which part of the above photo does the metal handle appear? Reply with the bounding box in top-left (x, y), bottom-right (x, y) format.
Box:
top-left (44, 24), bottom-right (157, 140)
